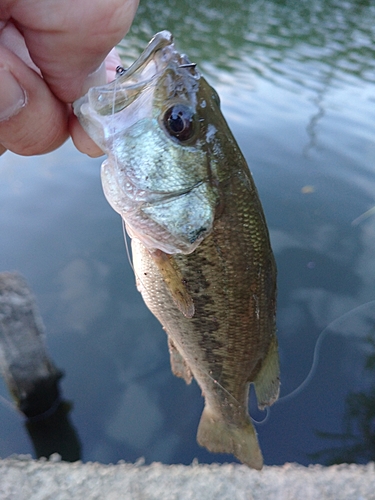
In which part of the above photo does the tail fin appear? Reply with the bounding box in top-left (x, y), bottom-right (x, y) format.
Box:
top-left (197, 406), bottom-right (263, 470)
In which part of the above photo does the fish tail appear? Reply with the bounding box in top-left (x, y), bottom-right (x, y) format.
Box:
top-left (197, 406), bottom-right (263, 470)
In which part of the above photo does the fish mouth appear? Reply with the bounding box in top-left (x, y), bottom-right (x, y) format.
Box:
top-left (73, 31), bottom-right (200, 151)
top-left (74, 31), bottom-right (197, 118)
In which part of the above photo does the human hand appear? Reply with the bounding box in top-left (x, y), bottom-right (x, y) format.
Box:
top-left (0, 0), bottom-right (139, 157)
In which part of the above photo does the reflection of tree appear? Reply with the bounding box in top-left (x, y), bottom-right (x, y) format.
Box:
top-left (311, 334), bottom-right (375, 465)
top-left (124, 0), bottom-right (375, 85)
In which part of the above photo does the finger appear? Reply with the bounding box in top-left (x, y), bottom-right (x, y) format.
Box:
top-left (0, 46), bottom-right (69, 156)
top-left (8, 0), bottom-right (139, 102)
top-left (69, 114), bottom-right (104, 158)
top-left (0, 20), bottom-right (40, 73)
top-left (70, 48), bottom-right (123, 157)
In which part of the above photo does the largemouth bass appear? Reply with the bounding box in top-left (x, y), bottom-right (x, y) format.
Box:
top-left (73, 31), bottom-right (280, 470)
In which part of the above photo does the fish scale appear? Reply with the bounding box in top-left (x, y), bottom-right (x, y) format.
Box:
top-left (131, 162), bottom-right (279, 469)
top-left (74, 30), bottom-right (280, 469)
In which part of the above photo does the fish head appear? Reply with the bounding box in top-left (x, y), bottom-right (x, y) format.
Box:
top-left (74, 31), bottom-right (225, 254)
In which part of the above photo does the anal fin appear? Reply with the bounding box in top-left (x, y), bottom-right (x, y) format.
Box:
top-left (168, 338), bottom-right (192, 384)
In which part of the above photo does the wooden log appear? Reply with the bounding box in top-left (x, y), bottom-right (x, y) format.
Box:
top-left (0, 272), bottom-right (62, 418)
top-left (0, 272), bottom-right (81, 461)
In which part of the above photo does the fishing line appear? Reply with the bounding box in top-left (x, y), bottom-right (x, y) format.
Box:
top-left (252, 300), bottom-right (375, 427)
top-left (260, 300), bottom-right (375, 418)
top-left (110, 63), bottom-right (136, 275)
top-left (251, 407), bottom-right (270, 425)
top-left (122, 219), bottom-right (135, 273)
top-left (275, 323), bottom-right (328, 405)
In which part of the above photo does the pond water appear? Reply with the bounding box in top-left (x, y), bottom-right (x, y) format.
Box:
top-left (1, 0), bottom-right (375, 466)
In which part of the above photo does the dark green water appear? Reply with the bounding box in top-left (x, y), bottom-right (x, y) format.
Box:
top-left (1, 0), bottom-right (375, 466)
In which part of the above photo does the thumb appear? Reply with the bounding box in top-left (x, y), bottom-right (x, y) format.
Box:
top-left (0, 45), bottom-right (69, 156)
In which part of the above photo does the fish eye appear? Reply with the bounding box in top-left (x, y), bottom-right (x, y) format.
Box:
top-left (163, 104), bottom-right (195, 142)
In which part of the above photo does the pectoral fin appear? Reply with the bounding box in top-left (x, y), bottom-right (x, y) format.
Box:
top-left (150, 250), bottom-right (194, 318)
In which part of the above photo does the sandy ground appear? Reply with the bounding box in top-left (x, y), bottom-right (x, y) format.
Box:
top-left (0, 455), bottom-right (374, 500)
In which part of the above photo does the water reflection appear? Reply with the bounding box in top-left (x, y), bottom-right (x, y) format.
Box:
top-left (125, 0), bottom-right (375, 85)
top-left (312, 323), bottom-right (375, 464)
top-left (1, 0), bottom-right (375, 466)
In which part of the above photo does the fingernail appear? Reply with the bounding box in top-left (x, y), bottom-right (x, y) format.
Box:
top-left (81, 61), bottom-right (107, 96)
top-left (0, 69), bottom-right (26, 121)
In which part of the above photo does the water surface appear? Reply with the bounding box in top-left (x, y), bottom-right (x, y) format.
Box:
top-left (1, 0), bottom-right (375, 466)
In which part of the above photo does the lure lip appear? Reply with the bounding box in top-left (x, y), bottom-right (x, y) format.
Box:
top-left (73, 31), bottom-right (176, 118)
top-left (73, 31), bottom-right (199, 119)
top-left (122, 30), bottom-right (175, 81)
